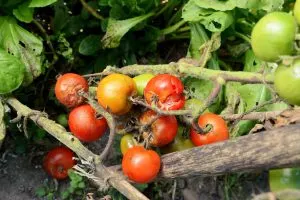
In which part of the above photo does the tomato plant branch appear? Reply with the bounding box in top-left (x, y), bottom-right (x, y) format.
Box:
top-left (130, 97), bottom-right (191, 116)
top-left (86, 60), bottom-right (274, 84)
top-left (80, 92), bottom-right (116, 161)
top-left (80, 0), bottom-right (104, 20)
top-left (5, 97), bottom-right (149, 200)
top-left (253, 189), bottom-right (300, 200)
top-left (5, 97), bottom-right (99, 162)
top-left (222, 110), bottom-right (284, 121)
top-left (161, 20), bottom-right (186, 35)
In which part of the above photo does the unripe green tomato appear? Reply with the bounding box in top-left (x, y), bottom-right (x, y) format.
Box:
top-left (184, 98), bottom-right (209, 116)
top-left (251, 12), bottom-right (296, 62)
top-left (294, 0), bottom-right (300, 24)
top-left (133, 74), bottom-right (154, 96)
top-left (56, 114), bottom-right (68, 127)
top-left (161, 126), bottom-right (194, 154)
top-left (120, 134), bottom-right (138, 155)
top-left (269, 168), bottom-right (300, 192)
top-left (274, 58), bottom-right (300, 105)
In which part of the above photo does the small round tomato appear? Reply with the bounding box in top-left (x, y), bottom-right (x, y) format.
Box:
top-left (133, 74), bottom-right (154, 96)
top-left (161, 126), bottom-right (194, 154)
top-left (251, 12), bottom-right (296, 62)
top-left (56, 114), bottom-right (68, 128)
top-left (120, 134), bottom-right (138, 155)
top-left (68, 104), bottom-right (108, 142)
top-left (140, 110), bottom-right (178, 147)
top-left (274, 58), bottom-right (300, 106)
top-left (97, 74), bottom-right (137, 115)
top-left (190, 113), bottom-right (229, 146)
top-left (294, 0), bottom-right (300, 24)
top-left (43, 146), bottom-right (76, 180)
top-left (55, 73), bottom-right (89, 108)
top-left (144, 74), bottom-right (185, 110)
top-left (122, 146), bottom-right (160, 183)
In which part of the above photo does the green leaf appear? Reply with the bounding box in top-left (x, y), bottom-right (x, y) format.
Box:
top-left (133, 183), bottom-right (148, 192)
top-left (60, 191), bottom-right (70, 200)
top-left (184, 77), bottom-right (221, 113)
top-left (192, 0), bottom-right (284, 12)
top-left (200, 12), bottom-right (234, 32)
top-left (244, 49), bottom-right (262, 72)
top-left (187, 23), bottom-right (209, 59)
top-left (79, 35), bottom-right (101, 56)
top-left (77, 182), bottom-right (85, 189)
top-left (13, 1), bottom-right (34, 23)
top-left (102, 12), bottom-right (154, 48)
top-left (29, 0), bottom-right (57, 7)
top-left (0, 49), bottom-right (25, 94)
top-left (35, 187), bottom-right (47, 197)
top-left (0, 16), bottom-right (43, 85)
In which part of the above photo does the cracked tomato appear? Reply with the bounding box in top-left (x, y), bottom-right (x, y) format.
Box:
top-left (144, 74), bottom-right (185, 110)
top-left (55, 73), bottom-right (89, 108)
top-left (140, 110), bottom-right (178, 147)
top-left (68, 104), bottom-right (107, 142)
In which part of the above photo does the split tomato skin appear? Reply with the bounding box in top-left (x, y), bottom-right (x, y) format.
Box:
top-left (97, 73), bottom-right (137, 115)
top-left (190, 113), bottom-right (229, 146)
top-left (251, 12), bottom-right (296, 62)
top-left (43, 146), bottom-right (76, 180)
top-left (68, 104), bottom-right (108, 142)
top-left (122, 146), bottom-right (161, 183)
top-left (144, 74), bottom-right (185, 110)
top-left (55, 73), bottom-right (89, 108)
top-left (140, 110), bottom-right (178, 147)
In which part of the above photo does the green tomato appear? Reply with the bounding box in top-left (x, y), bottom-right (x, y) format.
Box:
top-left (184, 98), bottom-right (209, 116)
top-left (56, 114), bottom-right (68, 127)
top-left (133, 74), bottom-right (154, 96)
top-left (161, 126), bottom-right (194, 154)
top-left (269, 168), bottom-right (300, 192)
top-left (251, 12), bottom-right (296, 62)
top-left (274, 58), bottom-right (300, 105)
top-left (120, 134), bottom-right (138, 155)
top-left (294, 0), bottom-right (300, 25)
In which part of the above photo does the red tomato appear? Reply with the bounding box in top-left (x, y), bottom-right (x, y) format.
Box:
top-left (190, 113), bottom-right (229, 146)
top-left (68, 104), bottom-right (108, 142)
top-left (144, 74), bottom-right (185, 110)
top-left (122, 146), bottom-right (161, 183)
top-left (43, 146), bottom-right (76, 180)
top-left (140, 110), bottom-right (178, 147)
top-left (55, 73), bottom-right (89, 108)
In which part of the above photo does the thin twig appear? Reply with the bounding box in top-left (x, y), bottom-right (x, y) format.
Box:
top-left (80, 0), bottom-right (104, 20)
top-left (80, 92), bottom-right (115, 160)
top-left (130, 97), bottom-right (191, 116)
top-left (222, 110), bottom-right (284, 121)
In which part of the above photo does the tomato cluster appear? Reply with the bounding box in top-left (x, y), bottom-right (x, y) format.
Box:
top-left (250, 5), bottom-right (300, 106)
top-left (52, 72), bottom-right (230, 183)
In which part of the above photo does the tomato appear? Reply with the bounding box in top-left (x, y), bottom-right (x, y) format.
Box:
top-left (161, 126), bottom-right (194, 154)
top-left (140, 110), bottom-right (178, 147)
top-left (274, 58), bottom-right (300, 106)
top-left (122, 146), bottom-right (160, 183)
top-left (56, 114), bottom-right (68, 128)
top-left (269, 168), bottom-right (300, 192)
top-left (184, 98), bottom-right (209, 116)
top-left (251, 12), bottom-right (296, 62)
top-left (68, 104), bottom-right (108, 142)
top-left (133, 74), bottom-right (155, 96)
top-left (55, 73), bottom-right (89, 108)
top-left (120, 134), bottom-right (138, 155)
top-left (144, 74), bottom-right (185, 110)
top-left (43, 146), bottom-right (76, 180)
top-left (294, 0), bottom-right (300, 24)
top-left (190, 113), bottom-right (229, 146)
top-left (97, 74), bottom-right (137, 115)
